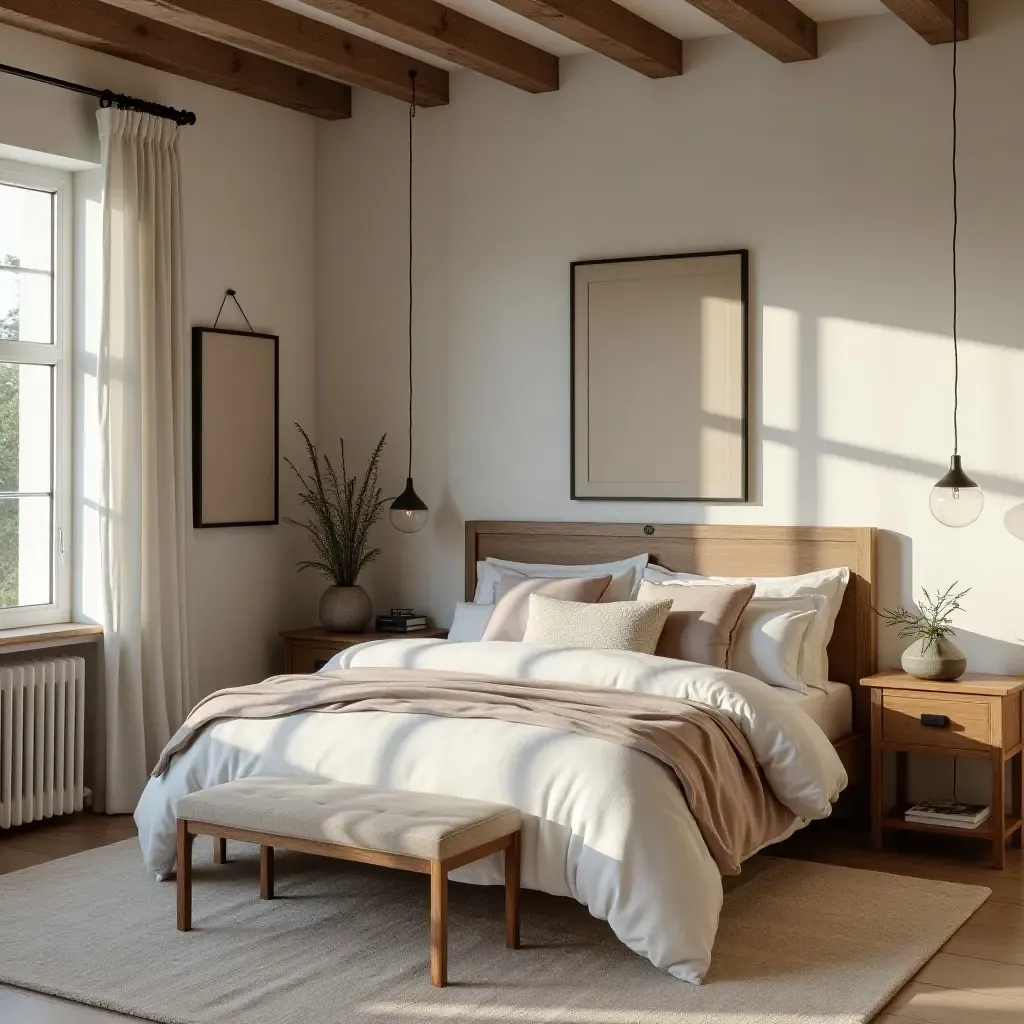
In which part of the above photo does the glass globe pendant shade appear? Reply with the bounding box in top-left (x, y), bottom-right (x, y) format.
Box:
top-left (929, 455), bottom-right (984, 528)
top-left (389, 477), bottom-right (429, 533)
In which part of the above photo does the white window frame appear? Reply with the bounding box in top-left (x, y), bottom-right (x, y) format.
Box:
top-left (0, 158), bottom-right (73, 628)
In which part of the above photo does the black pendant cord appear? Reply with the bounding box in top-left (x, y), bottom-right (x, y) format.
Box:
top-left (212, 289), bottom-right (255, 332)
top-left (951, 2), bottom-right (960, 457)
top-left (0, 61), bottom-right (195, 125)
top-left (407, 71), bottom-right (417, 481)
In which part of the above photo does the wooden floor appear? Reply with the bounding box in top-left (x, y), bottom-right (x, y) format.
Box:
top-left (1, 814), bottom-right (1022, 1022)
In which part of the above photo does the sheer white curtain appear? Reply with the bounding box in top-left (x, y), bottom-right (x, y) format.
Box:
top-left (96, 108), bottom-right (194, 812)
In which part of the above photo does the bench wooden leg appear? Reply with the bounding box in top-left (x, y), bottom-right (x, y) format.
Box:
top-left (430, 860), bottom-right (448, 987)
top-left (260, 845), bottom-right (275, 900)
top-left (505, 830), bottom-right (521, 950)
top-left (213, 836), bottom-right (227, 864)
top-left (176, 819), bottom-right (194, 932)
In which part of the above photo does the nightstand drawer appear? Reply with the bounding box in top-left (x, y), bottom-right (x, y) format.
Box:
top-left (881, 692), bottom-right (992, 752)
top-left (289, 644), bottom-right (350, 674)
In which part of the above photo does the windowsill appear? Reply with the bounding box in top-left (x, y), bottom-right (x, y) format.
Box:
top-left (0, 622), bottom-right (103, 654)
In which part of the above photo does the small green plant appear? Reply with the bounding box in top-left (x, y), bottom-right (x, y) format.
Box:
top-left (878, 583), bottom-right (970, 652)
top-left (284, 425), bottom-right (388, 587)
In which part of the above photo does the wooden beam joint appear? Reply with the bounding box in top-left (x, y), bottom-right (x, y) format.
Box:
top-left (491, 0), bottom-right (681, 78)
top-left (877, 0), bottom-right (969, 44)
top-left (681, 0), bottom-right (817, 62)
top-left (300, 0), bottom-right (559, 94)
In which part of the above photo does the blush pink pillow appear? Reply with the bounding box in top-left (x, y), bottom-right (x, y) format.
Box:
top-left (637, 579), bottom-right (755, 668)
top-left (481, 575), bottom-right (613, 642)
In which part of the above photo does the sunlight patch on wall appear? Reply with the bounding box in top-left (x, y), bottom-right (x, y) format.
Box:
top-left (819, 317), bottom-right (1022, 483)
top-left (761, 306), bottom-right (800, 432)
top-left (818, 454), bottom-right (921, 524)
top-left (818, 317), bottom-right (954, 463)
top-left (761, 440), bottom-right (800, 522)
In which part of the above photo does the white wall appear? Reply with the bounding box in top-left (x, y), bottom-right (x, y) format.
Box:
top-left (317, 3), bottom-right (1024, 684)
top-left (0, 23), bottom-right (320, 698)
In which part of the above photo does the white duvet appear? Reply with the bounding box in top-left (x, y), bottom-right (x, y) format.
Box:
top-left (135, 639), bottom-right (846, 983)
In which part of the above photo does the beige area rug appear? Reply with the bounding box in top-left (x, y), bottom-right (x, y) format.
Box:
top-left (0, 839), bottom-right (988, 1024)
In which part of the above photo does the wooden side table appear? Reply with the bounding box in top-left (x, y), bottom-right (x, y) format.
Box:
top-left (862, 672), bottom-right (1024, 868)
top-left (281, 626), bottom-right (449, 674)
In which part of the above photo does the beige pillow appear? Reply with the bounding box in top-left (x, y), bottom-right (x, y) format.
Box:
top-left (636, 580), bottom-right (755, 668)
top-left (522, 594), bottom-right (673, 655)
top-left (482, 575), bottom-right (612, 642)
top-left (599, 569), bottom-right (639, 603)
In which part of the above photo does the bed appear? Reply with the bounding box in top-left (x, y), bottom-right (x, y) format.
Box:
top-left (465, 520), bottom-right (877, 779)
top-left (135, 521), bottom-right (876, 984)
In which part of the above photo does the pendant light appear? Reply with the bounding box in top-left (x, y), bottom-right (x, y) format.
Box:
top-left (930, 0), bottom-right (983, 528)
top-left (390, 71), bottom-right (429, 534)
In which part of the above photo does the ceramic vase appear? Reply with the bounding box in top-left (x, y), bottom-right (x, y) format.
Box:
top-left (319, 585), bottom-right (372, 633)
top-left (900, 636), bottom-right (967, 682)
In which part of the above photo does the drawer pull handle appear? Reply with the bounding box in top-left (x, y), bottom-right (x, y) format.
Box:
top-left (920, 713), bottom-right (950, 728)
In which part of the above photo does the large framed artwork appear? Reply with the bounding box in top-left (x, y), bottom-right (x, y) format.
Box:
top-left (192, 326), bottom-right (279, 528)
top-left (571, 249), bottom-right (749, 502)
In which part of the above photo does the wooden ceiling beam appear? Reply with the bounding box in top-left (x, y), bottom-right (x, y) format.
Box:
top-left (681, 0), bottom-right (816, 62)
top-left (101, 0), bottom-right (448, 106)
top-left (0, 0), bottom-right (352, 118)
top-left (298, 0), bottom-right (559, 94)
top-left (490, 0), bottom-right (681, 78)
top-left (877, 0), bottom-right (969, 44)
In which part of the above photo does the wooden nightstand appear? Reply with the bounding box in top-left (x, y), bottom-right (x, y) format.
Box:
top-left (862, 672), bottom-right (1024, 868)
top-left (281, 626), bottom-right (449, 674)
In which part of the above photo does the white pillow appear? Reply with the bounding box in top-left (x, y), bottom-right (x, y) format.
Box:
top-left (731, 596), bottom-right (824, 692)
top-left (522, 594), bottom-right (672, 655)
top-left (448, 601), bottom-right (494, 642)
top-left (643, 565), bottom-right (849, 689)
top-left (474, 553), bottom-right (648, 604)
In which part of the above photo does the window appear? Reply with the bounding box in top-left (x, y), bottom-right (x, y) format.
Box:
top-left (0, 160), bottom-right (72, 627)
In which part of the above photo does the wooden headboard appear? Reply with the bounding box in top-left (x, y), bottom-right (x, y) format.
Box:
top-left (465, 521), bottom-right (878, 737)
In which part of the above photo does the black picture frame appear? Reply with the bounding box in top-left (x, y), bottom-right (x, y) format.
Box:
top-left (192, 325), bottom-right (279, 528)
top-left (570, 248), bottom-right (750, 503)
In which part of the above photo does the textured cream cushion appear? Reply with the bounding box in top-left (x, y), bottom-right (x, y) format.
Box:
top-left (522, 594), bottom-right (672, 654)
top-left (636, 579), bottom-right (755, 668)
top-left (481, 574), bottom-right (612, 642)
top-left (176, 776), bottom-right (521, 862)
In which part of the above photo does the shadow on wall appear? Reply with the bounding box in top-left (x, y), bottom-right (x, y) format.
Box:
top-left (872, 531), bottom-right (1023, 672)
top-left (951, 629), bottom-right (1024, 675)
top-left (1005, 504), bottom-right (1024, 542)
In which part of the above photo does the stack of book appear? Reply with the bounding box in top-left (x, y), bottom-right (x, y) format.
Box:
top-left (904, 799), bottom-right (990, 830)
top-left (376, 609), bottom-right (428, 634)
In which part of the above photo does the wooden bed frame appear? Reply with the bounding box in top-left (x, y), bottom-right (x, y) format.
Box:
top-left (465, 521), bottom-right (877, 783)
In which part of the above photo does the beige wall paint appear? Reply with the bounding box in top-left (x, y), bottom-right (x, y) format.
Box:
top-left (316, 2), bottom-right (1024, 695)
top-left (0, 23), bottom-right (320, 698)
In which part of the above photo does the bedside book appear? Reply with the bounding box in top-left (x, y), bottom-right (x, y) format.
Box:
top-left (376, 611), bottom-right (429, 633)
top-left (904, 800), bottom-right (990, 830)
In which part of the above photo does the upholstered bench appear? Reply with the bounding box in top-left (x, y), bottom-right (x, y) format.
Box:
top-left (175, 775), bottom-right (522, 986)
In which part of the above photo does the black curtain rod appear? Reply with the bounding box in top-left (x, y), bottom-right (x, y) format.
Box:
top-left (0, 61), bottom-right (196, 126)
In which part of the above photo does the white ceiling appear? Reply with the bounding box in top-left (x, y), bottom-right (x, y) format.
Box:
top-left (271, 0), bottom-right (901, 71)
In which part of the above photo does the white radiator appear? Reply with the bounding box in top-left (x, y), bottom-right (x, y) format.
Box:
top-left (0, 657), bottom-right (85, 829)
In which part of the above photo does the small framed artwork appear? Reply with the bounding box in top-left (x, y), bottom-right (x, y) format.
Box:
top-left (571, 249), bottom-right (749, 502)
top-left (192, 326), bottom-right (279, 527)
